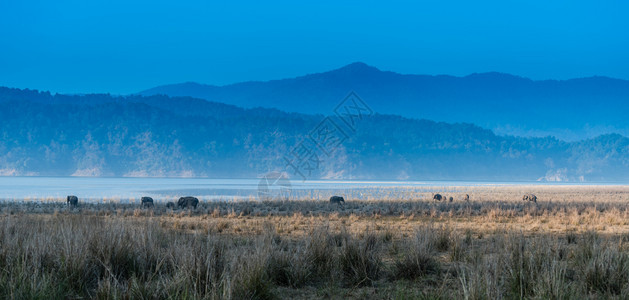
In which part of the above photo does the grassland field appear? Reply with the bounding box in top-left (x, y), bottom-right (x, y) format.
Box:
top-left (2, 185), bottom-right (629, 299)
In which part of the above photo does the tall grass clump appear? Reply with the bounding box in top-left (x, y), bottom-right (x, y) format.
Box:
top-left (393, 227), bottom-right (441, 280)
top-left (581, 246), bottom-right (629, 295)
top-left (338, 232), bottom-right (382, 287)
top-left (303, 225), bottom-right (341, 281)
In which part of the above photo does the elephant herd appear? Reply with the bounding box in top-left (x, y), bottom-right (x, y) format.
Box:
top-left (330, 193), bottom-right (537, 206)
top-left (65, 195), bottom-right (200, 209)
top-left (432, 193), bottom-right (538, 203)
top-left (142, 196), bottom-right (199, 209)
top-left (64, 193), bottom-right (539, 208)
top-left (432, 193), bottom-right (468, 202)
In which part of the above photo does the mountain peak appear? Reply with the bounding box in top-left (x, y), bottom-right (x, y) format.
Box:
top-left (335, 62), bottom-right (381, 73)
top-left (137, 63), bottom-right (629, 141)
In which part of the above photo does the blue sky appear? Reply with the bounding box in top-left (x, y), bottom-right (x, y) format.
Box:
top-left (1, 0), bottom-right (627, 94)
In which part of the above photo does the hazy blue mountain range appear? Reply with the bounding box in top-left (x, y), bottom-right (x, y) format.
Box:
top-left (1, 87), bottom-right (628, 181)
top-left (141, 62), bottom-right (629, 141)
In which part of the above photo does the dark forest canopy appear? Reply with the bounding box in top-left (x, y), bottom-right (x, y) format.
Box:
top-left (1, 87), bottom-right (628, 181)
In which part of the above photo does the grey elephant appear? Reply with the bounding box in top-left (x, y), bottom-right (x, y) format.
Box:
top-left (166, 202), bottom-right (175, 209)
top-left (178, 196), bottom-right (199, 209)
top-left (433, 193), bottom-right (443, 201)
top-left (141, 197), bottom-right (154, 208)
top-left (330, 196), bottom-right (345, 207)
top-left (67, 195), bottom-right (78, 206)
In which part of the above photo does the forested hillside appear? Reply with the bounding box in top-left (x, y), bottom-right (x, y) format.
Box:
top-left (1, 87), bottom-right (628, 181)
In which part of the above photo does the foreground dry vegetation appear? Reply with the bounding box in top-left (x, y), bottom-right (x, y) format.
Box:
top-left (3, 186), bottom-right (629, 299)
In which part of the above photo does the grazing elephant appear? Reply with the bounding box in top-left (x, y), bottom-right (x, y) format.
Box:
top-left (166, 202), bottom-right (175, 209)
top-left (177, 196), bottom-right (199, 209)
top-left (464, 194), bottom-right (470, 202)
top-left (330, 196), bottom-right (345, 207)
top-left (448, 196), bottom-right (454, 202)
top-left (523, 194), bottom-right (537, 203)
top-left (433, 193), bottom-right (443, 201)
top-left (67, 195), bottom-right (78, 206)
top-left (141, 197), bottom-right (154, 208)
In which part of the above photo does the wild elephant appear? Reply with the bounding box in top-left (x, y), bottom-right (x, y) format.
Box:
top-left (330, 196), bottom-right (345, 207)
top-left (141, 197), bottom-right (154, 208)
top-left (448, 196), bottom-right (454, 202)
top-left (433, 193), bottom-right (443, 201)
top-left (166, 202), bottom-right (175, 209)
top-left (523, 194), bottom-right (537, 203)
top-left (67, 195), bottom-right (78, 206)
top-left (178, 196), bottom-right (199, 209)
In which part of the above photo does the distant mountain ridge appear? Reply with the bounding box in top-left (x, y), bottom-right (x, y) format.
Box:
top-left (140, 62), bottom-right (629, 140)
top-left (1, 86), bottom-right (629, 181)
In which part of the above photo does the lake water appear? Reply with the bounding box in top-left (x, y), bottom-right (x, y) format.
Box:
top-left (0, 177), bottom-right (626, 203)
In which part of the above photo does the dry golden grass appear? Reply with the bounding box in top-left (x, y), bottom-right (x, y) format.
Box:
top-left (2, 185), bottom-right (629, 299)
